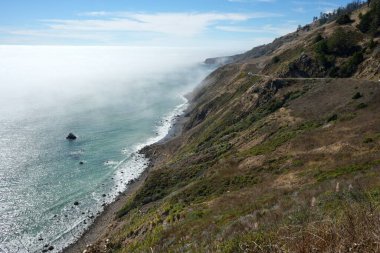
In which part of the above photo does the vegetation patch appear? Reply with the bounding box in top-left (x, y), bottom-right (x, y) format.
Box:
top-left (118, 162), bottom-right (211, 216)
top-left (339, 112), bottom-right (357, 121)
top-left (352, 92), bottom-right (363, 99)
top-left (284, 90), bottom-right (305, 101)
top-left (315, 160), bottom-right (380, 182)
top-left (358, 0), bottom-right (380, 35)
top-left (356, 103), bottom-right (368, 109)
top-left (177, 174), bottom-right (260, 204)
top-left (272, 56), bottom-right (280, 64)
top-left (327, 114), bottom-right (338, 122)
top-left (248, 131), bottom-right (297, 156)
top-left (317, 1), bottom-right (364, 25)
top-left (313, 27), bottom-right (364, 77)
top-left (220, 231), bottom-right (277, 253)
top-left (336, 14), bottom-right (354, 25)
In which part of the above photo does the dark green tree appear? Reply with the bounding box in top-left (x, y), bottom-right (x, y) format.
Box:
top-left (313, 34), bottom-right (324, 43)
top-left (327, 28), bottom-right (357, 56)
top-left (336, 14), bottom-right (354, 24)
top-left (358, 0), bottom-right (380, 35)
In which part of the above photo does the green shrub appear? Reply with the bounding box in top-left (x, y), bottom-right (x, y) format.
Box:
top-left (272, 56), bottom-right (280, 63)
top-left (356, 103), bottom-right (368, 109)
top-left (368, 39), bottom-right (377, 49)
top-left (314, 39), bottom-right (328, 55)
top-left (284, 90), bottom-right (304, 101)
top-left (314, 39), bottom-right (336, 69)
top-left (314, 28), bottom-right (361, 74)
top-left (327, 114), bottom-right (338, 122)
top-left (338, 51), bottom-right (364, 77)
top-left (351, 51), bottom-right (364, 65)
top-left (358, 0), bottom-right (380, 35)
top-left (352, 92), bottom-right (363, 99)
top-left (364, 137), bottom-right (374, 143)
top-left (329, 66), bottom-right (340, 77)
top-left (249, 131), bottom-right (297, 156)
top-left (315, 160), bottom-right (380, 181)
top-left (178, 174), bottom-right (260, 204)
top-left (313, 34), bottom-right (324, 43)
top-left (358, 12), bottom-right (372, 33)
top-left (237, 72), bottom-right (246, 79)
top-left (327, 28), bottom-right (357, 56)
top-left (119, 162), bottom-right (211, 215)
top-left (336, 14), bottom-right (353, 25)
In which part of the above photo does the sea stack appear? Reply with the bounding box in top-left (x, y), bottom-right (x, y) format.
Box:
top-left (66, 133), bottom-right (77, 140)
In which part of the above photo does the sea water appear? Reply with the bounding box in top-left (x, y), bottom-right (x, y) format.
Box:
top-left (0, 46), bottom-right (219, 252)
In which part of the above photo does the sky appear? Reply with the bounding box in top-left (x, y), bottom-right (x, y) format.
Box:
top-left (0, 0), bottom-right (356, 50)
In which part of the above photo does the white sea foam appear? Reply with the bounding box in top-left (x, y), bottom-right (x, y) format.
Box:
top-left (112, 95), bottom-right (189, 194)
top-left (46, 96), bottom-right (191, 253)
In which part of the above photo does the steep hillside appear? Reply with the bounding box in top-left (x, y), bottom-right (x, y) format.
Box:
top-left (83, 3), bottom-right (380, 253)
top-left (207, 2), bottom-right (380, 81)
top-left (87, 75), bottom-right (380, 253)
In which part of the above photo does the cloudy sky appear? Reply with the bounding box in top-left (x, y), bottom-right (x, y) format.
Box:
top-left (0, 0), bottom-right (355, 50)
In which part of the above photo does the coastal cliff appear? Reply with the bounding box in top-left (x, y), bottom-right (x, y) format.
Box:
top-left (73, 2), bottom-right (380, 252)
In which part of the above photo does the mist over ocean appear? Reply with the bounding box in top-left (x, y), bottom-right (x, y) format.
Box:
top-left (0, 46), bottom-right (218, 252)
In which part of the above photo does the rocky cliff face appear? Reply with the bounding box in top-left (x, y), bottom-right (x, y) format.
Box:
top-left (85, 5), bottom-right (380, 253)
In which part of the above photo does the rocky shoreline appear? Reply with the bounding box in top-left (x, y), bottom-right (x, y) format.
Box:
top-left (62, 110), bottom-right (189, 253)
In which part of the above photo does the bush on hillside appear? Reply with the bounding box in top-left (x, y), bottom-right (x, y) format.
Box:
top-left (358, 11), bottom-right (372, 33)
top-left (314, 39), bottom-right (329, 54)
top-left (316, 53), bottom-right (335, 68)
top-left (357, 103), bottom-right (368, 109)
top-left (327, 114), bottom-right (338, 122)
top-left (352, 92), bottom-right (363, 99)
top-left (368, 38), bottom-right (377, 49)
top-left (351, 51), bottom-right (364, 64)
top-left (313, 34), bottom-right (324, 43)
top-left (329, 66), bottom-right (340, 77)
top-left (358, 0), bottom-right (380, 35)
top-left (272, 56), bottom-right (280, 63)
top-left (338, 51), bottom-right (364, 77)
top-left (336, 14), bottom-right (354, 25)
top-left (327, 28), bottom-right (358, 56)
top-left (314, 28), bottom-right (363, 76)
top-left (314, 28), bottom-right (359, 56)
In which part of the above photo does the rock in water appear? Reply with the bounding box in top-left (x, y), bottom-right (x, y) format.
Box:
top-left (66, 133), bottom-right (77, 140)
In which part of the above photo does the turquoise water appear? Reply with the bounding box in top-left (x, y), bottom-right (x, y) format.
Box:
top-left (0, 46), bottom-right (216, 252)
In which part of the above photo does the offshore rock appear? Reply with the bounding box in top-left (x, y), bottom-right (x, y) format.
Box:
top-left (66, 133), bottom-right (77, 140)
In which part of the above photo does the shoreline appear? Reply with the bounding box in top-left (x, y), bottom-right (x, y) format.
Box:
top-left (62, 108), bottom-right (189, 253)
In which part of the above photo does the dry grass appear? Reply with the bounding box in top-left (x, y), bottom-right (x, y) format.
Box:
top-left (217, 188), bottom-right (380, 253)
top-left (279, 205), bottom-right (380, 253)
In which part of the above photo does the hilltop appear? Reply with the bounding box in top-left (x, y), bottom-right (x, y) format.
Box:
top-left (73, 1), bottom-right (380, 252)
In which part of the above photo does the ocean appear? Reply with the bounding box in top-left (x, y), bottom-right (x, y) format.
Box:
top-left (0, 46), bottom-right (219, 252)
